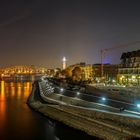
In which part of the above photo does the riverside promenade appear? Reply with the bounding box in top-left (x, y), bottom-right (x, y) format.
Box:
top-left (27, 77), bottom-right (140, 140)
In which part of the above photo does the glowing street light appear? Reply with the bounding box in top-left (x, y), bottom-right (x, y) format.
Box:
top-left (137, 104), bottom-right (140, 108)
top-left (60, 88), bottom-right (64, 92)
top-left (101, 97), bottom-right (106, 101)
top-left (77, 92), bottom-right (80, 95)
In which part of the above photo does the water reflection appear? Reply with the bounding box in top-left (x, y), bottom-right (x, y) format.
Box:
top-left (0, 80), bottom-right (33, 139)
top-left (0, 81), bottom-right (32, 100)
top-left (1, 81), bottom-right (5, 97)
top-left (0, 80), bottom-right (97, 140)
top-left (0, 81), bottom-right (60, 140)
top-left (0, 81), bottom-right (6, 138)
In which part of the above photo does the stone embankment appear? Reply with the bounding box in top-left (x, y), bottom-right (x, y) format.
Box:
top-left (28, 80), bottom-right (140, 140)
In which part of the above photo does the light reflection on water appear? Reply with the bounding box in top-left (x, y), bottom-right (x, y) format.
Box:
top-left (0, 80), bottom-right (58, 140)
top-left (0, 81), bottom-right (32, 133)
top-left (0, 81), bottom-right (6, 138)
top-left (0, 80), bottom-right (97, 140)
top-left (0, 81), bottom-right (32, 100)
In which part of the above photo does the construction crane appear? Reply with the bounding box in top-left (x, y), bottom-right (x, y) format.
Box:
top-left (100, 41), bottom-right (140, 79)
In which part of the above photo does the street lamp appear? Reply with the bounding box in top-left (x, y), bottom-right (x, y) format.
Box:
top-left (137, 104), bottom-right (140, 108)
top-left (77, 92), bottom-right (80, 95)
top-left (101, 97), bottom-right (106, 101)
top-left (60, 88), bottom-right (64, 92)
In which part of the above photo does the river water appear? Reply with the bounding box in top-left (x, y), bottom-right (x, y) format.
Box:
top-left (0, 80), bottom-right (99, 140)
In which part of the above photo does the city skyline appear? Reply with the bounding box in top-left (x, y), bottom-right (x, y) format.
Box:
top-left (0, 0), bottom-right (140, 68)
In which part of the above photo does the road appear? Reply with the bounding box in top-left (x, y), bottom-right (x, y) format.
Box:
top-left (41, 78), bottom-right (140, 116)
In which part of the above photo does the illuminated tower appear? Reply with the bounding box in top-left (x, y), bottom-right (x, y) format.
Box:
top-left (62, 57), bottom-right (67, 69)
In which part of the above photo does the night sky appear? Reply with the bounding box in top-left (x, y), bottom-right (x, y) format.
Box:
top-left (0, 0), bottom-right (140, 68)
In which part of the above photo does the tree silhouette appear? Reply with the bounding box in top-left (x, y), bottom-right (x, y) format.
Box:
top-left (72, 67), bottom-right (82, 81)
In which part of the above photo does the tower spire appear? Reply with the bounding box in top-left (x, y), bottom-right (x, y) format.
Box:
top-left (62, 57), bottom-right (67, 69)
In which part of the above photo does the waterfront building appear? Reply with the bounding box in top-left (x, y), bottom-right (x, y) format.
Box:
top-left (93, 64), bottom-right (118, 83)
top-left (117, 50), bottom-right (140, 85)
top-left (65, 62), bottom-right (94, 82)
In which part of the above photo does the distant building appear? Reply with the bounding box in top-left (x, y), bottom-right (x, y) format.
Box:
top-left (65, 62), bottom-right (94, 81)
top-left (65, 63), bottom-right (118, 83)
top-left (117, 50), bottom-right (140, 85)
top-left (93, 64), bottom-right (118, 83)
top-left (80, 63), bottom-right (93, 81)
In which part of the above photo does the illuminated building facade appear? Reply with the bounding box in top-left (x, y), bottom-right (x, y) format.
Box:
top-left (117, 50), bottom-right (140, 85)
top-left (80, 63), bottom-right (93, 81)
top-left (66, 62), bottom-right (94, 81)
top-left (93, 64), bottom-right (118, 83)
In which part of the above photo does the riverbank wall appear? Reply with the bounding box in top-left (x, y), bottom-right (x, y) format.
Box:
top-left (27, 80), bottom-right (140, 140)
